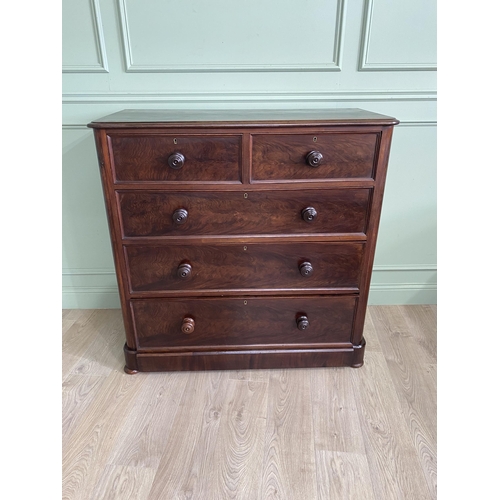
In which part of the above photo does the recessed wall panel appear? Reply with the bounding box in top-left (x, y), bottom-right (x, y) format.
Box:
top-left (360, 0), bottom-right (436, 70)
top-left (119, 0), bottom-right (344, 71)
top-left (62, 0), bottom-right (108, 72)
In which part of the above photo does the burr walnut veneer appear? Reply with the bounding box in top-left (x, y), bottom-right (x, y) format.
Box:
top-left (88, 109), bottom-right (398, 373)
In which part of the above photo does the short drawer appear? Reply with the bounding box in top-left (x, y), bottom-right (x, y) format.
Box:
top-left (251, 132), bottom-right (378, 181)
top-left (118, 188), bottom-right (370, 237)
top-left (131, 295), bottom-right (357, 350)
top-left (125, 242), bottom-right (364, 293)
top-left (107, 133), bottom-right (242, 182)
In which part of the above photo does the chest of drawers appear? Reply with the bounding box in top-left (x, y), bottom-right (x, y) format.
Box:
top-left (88, 109), bottom-right (398, 373)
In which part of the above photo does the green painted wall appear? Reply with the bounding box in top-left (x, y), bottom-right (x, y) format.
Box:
top-left (62, 0), bottom-right (437, 307)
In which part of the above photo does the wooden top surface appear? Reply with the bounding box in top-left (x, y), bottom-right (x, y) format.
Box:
top-left (88, 108), bottom-right (399, 129)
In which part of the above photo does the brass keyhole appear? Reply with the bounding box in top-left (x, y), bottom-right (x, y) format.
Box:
top-left (313, 137), bottom-right (317, 142)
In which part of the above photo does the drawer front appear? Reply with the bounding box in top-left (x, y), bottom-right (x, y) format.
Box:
top-left (118, 189), bottom-right (370, 237)
top-left (125, 242), bottom-right (364, 293)
top-left (132, 296), bottom-right (357, 349)
top-left (108, 134), bottom-right (242, 182)
top-left (252, 132), bottom-right (378, 181)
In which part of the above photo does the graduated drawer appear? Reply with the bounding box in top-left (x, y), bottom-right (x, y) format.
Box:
top-left (118, 188), bottom-right (370, 237)
top-left (107, 133), bottom-right (241, 183)
top-left (251, 132), bottom-right (378, 181)
top-left (131, 295), bottom-right (357, 350)
top-left (125, 242), bottom-right (364, 293)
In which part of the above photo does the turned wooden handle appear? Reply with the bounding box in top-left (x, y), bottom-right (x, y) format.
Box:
top-left (296, 315), bottom-right (309, 330)
top-left (168, 152), bottom-right (185, 169)
top-left (177, 263), bottom-right (192, 279)
top-left (306, 150), bottom-right (323, 167)
top-left (299, 261), bottom-right (313, 277)
top-left (301, 207), bottom-right (317, 222)
top-left (172, 208), bottom-right (188, 225)
top-left (181, 317), bottom-right (195, 334)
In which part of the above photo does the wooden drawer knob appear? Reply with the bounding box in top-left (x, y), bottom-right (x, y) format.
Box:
top-left (299, 261), bottom-right (313, 277)
top-left (181, 317), bottom-right (195, 334)
top-left (296, 315), bottom-right (309, 330)
top-left (168, 152), bottom-right (185, 169)
top-left (172, 208), bottom-right (188, 225)
top-left (306, 150), bottom-right (323, 167)
top-left (301, 207), bottom-right (317, 222)
top-left (177, 263), bottom-right (192, 279)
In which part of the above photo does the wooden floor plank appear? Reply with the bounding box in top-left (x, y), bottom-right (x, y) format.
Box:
top-left (67, 310), bottom-right (125, 377)
top-left (398, 304), bottom-right (437, 363)
top-left (352, 349), bottom-right (432, 500)
top-left (362, 308), bottom-right (383, 353)
top-left (310, 367), bottom-right (365, 453)
top-left (315, 451), bottom-right (376, 500)
top-left (370, 306), bottom-right (437, 498)
top-left (260, 369), bottom-right (318, 500)
top-left (90, 465), bottom-right (157, 500)
top-left (147, 371), bottom-right (231, 500)
top-left (370, 307), bottom-right (436, 411)
top-left (62, 318), bottom-right (76, 337)
top-left (62, 309), bottom-right (91, 323)
top-left (208, 379), bottom-right (269, 500)
top-left (62, 371), bottom-right (146, 500)
top-left (62, 310), bottom-right (95, 339)
top-left (62, 374), bottom-right (107, 442)
top-left (108, 372), bottom-right (190, 469)
top-left (228, 369), bottom-right (271, 383)
top-left (62, 310), bottom-right (100, 381)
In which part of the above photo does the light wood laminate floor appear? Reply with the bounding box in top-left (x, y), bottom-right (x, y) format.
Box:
top-left (62, 305), bottom-right (437, 500)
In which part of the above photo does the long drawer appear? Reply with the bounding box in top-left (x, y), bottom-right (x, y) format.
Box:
top-left (125, 242), bottom-right (364, 293)
top-left (118, 188), bottom-right (371, 237)
top-left (131, 295), bottom-right (358, 350)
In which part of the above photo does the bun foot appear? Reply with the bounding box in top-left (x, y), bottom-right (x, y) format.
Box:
top-left (123, 343), bottom-right (139, 374)
top-left (351, 337), bottom-right (366, 368)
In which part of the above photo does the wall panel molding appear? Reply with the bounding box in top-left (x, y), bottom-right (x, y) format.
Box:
top-left (368, 285), bottom-right (437, 305)
top-left (62, 90), bottom-right (437, 104)
top-left (372, 264), bottom-right (436, 271)
top-left (62, 125), bottom-right (90, 130)
top-left (397, 121), bottom-right (436, 127)
top-left (359, 0), bottom-right (437, 72)
top-left (63, 0), bottom-right (109, 73)
top-left (62, 268), bottom-right (115, 276)
top-left (118, 0), bottom-right (346, 72)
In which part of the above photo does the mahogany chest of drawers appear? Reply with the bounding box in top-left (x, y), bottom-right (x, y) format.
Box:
top-left (88, 109), bottom-right (398, 373)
